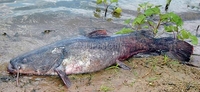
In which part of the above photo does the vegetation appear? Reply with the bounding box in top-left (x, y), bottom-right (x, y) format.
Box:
top-left (95, 0), bottom-right (198, 45)
top-left (100, 85), bottom-right (112, 92)
top-left (95, 0), bottom-right (122, 20)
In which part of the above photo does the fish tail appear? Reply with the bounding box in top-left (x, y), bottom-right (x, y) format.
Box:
top-left (152, 38), bottom-right (193, 62)
top-left (167, 40), bottom-right (193, 62)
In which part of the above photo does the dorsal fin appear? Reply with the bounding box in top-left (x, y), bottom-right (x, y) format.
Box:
top-left (87, 29), bottom-right (109, 38)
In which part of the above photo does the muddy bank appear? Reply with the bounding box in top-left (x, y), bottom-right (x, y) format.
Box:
top-left (0, 56), bottom-right (200, 92)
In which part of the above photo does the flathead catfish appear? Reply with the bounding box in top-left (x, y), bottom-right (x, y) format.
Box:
top-left (8, 30), bottom-right (193, 88)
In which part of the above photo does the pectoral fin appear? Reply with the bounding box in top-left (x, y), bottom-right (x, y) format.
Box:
top-left (55, 67), bottom-right (71, 88)
top-left (116, 60), bottom-right (131, 70)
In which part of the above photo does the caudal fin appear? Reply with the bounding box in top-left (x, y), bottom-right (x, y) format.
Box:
top-left (166, 40), bottom-right (193, 62)
top-left (152, 37), bottom-right (193, 62)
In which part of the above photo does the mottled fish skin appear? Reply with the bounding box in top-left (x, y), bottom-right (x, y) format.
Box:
top-left (7, 30), bottom-right (148, 75)
top-left (8, 30), bottom-right (193, 88)
top-left (60, 35), bottom-right (149, 74)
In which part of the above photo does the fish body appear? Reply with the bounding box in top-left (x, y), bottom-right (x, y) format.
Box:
top-left (8, 30), bottom-right (193, 88)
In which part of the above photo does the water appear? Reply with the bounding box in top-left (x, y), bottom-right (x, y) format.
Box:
top-left (0, 0), bottom-right (199, 18)
top-left (0, 0), bottom-right (199, 27)
top-left (0, 0), bottom-right (199, 23)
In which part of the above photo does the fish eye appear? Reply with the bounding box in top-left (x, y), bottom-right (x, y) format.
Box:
top-left (17, 65), bottom-right (21, 69)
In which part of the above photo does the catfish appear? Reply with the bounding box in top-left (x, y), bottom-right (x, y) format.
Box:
top-left (8, 30), bottom-right (193, 88)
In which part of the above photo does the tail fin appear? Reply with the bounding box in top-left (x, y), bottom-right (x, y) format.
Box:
top-left (152, 37), bottom-right (193, 62)
top-left (166, 40), bottom-right (193, 62)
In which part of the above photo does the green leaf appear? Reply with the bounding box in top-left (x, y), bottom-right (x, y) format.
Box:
top-left (166, 0), bottom-right (172, 5)
top-left (114, 7), bottom-right (122, 14)
top-left (139, 2), bottom-right (150, 9)
top-left (144, 9), bottom-right (154, 16)
top-left (110, 0), bottom-right (118, 3)
top-left (189, 35), bottom-right (198, 45)
top-left (115, 28), bottom-right (134, 34)
top-left (172, 26), bottom-right (178, 32)
top-left (146, 3), bottom-right (154, 8)
top-left (160, 14), bottom-right (169, 22)
top-left (124, 18), bottom-right (131, 24)
top-left (106, 18), bottom-right (112, 21)
top-left (143, 25), bottom-right (149, 29)
top-left (103, 0), bottom-right (107, 4)
top-left (138, 3), bottom-right (145, 9)
top-left (177, 34), bottom-right (183, 40)
top-left (169, 12), bottom-right (183, 26)
top-left (164, 25), bottom-right (174, 32)
top-left (96, 0), bottom-right (102, 4)
top-left (148, 21), bottom-right (155, 26)
top-left (144, 7), bottom-right (160, 16)
top-left (155, 5), bottom-right (162, 8)
top-left (94, 12), bottom-right (101, 18)
top-left (180, 29), bottom-right (189, 39)
top-left (187, 32), bottom-right (192, 36)
top-left (137, 7), bottom-right (141, 12)
top-left (133, 14), bottom-right (146, 25)
top-left (152, 7), bottom-right (160, 14)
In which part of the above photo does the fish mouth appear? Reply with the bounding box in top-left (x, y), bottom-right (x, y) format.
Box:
top-left (8, 63), bottom-right (36, 75)
top-left (7, 63), bottom-right (18, 74)
top-left (7, 63), bottom-right (21, 86)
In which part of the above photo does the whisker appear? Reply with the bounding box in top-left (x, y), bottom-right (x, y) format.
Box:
top-left (16, 69), bottom-right (20, 86)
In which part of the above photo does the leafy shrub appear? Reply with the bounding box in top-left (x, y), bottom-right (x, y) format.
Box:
top-left (96, 1), bottom-right (198, 45)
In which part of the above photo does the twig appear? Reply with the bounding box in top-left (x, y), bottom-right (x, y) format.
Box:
top-left (165, 0), bottom-right (172, 12)
top-left (147, 21), bottom-right (155, 31)
top-left (196, 25), bottom-right (200, 36)
top-left (104, 5), bottom-right (109, 17)
top-left (142, 68), bottom-right (153, 78)
top-left (156, 19), bottom-right (161, 30)
top-left (103, 2), bottom-right (112, 17)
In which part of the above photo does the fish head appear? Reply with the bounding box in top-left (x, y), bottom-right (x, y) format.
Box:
top-left (8, 47), bottom-right (65, 75)
top-left (8, 55), bottom-right (35, 74)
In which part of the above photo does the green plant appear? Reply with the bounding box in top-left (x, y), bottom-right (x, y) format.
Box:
top-left (147, 76), bottom-right (158, 82)
top-left (100, 85), bottom-right (111, 92)
top-left (95, 0), bottom-right (122, 18)
top-left (106, 64), bottom-right (120, 73)
top-left (164, 54), bottom-right (168, 63)
top-left (146, 76), bottom-right (159, 86)
top-left (106, 64), bottom-right (119, 70)
top-left (116, 2), bottom-right (198, 45)
top-left (144, 58), bottom-right (159, 71)
top-left (163, 54), bottom-right (180, 66)
top-left (165, 59), bottom-right (180, 67)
